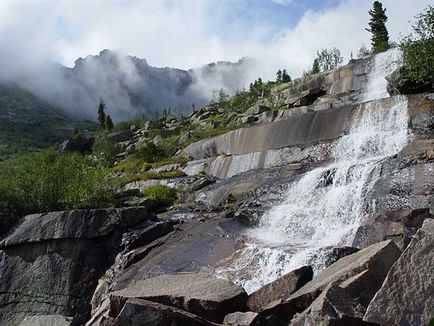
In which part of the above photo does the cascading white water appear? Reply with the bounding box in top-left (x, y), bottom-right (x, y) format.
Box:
top-left (361, 48), bottom-right (402, 102)
top-left (217, 50), bottom-right (410, 294)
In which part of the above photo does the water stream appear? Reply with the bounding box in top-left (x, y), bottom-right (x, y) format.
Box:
top-left (217, 49), bottom-right (410, 294)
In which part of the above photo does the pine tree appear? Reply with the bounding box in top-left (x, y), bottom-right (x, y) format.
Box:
top-left (105, 115), bottom-right (114, 131)
top-left (276, 69), bottom-right (282, 83)
top-left (97, 99), bottom-right (106, 129)
top-left (71, 127), bottom-right (81, 139)
top-left (366, 1), bottom-right (390, 53)
top-left (311, 58), bottom-right (320, 74)
top-left (282, 69), bottom-right (292, 83)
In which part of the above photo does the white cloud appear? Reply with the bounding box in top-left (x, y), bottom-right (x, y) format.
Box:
top-left (0, 0), bottom-right (431, 118)
top-left (271, 0), bottom-right (295, 6)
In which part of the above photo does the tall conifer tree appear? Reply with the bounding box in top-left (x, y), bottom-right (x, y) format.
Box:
top-left (366, 1), bottom-right (390, 53)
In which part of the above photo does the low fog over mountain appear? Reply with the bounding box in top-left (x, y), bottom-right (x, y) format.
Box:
top-left (1, 50), bottom-right (253, 121)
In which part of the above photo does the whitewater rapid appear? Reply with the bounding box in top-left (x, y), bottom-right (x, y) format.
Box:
top-left (217, 49), bottom-right (410, 294)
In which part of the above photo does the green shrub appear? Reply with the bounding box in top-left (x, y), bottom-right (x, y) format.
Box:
top-left (113, 119), bottom-right (145, 132)
top-left (400, 5), bottom-right (434, 86)
top-left (142, 185), bottom-right (178, 206)
top-left (135, 142), bottom-right (168, 163)
top-left (0, 149), bottom-right (114, 234)
top-left (93, 131), bottom-right (119, 167)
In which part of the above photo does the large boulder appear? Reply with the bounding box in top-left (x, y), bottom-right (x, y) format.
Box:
top-left (0, 208), bottom-right (151, 325)
top-left (290, 283), bottom-right (369, 326)
top-left (364, 219), bottom-right (434, 325)
top-left (109, 272), bottom-right (247, 323)
top-left (260, 240), bottom-right (401, 323)
top-left (247, 266), bottom-right (313, 312)
top-left (59, 137), bottom-right (94, 154)
top-left (111, 298), bottom-right (216, 326)
top-left (286, 240), bottom-right (401, 312)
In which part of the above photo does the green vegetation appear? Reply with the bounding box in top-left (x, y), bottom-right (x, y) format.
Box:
top-left (113, 119), bottom-right (145, 132)
top-left (93, 131), bottom-right (119, 167)
top-left (113, 170), bottom-right (185, 187)
top-left (366, 1), bottom-right (390, 53)
top-left (97, 99), bottom-right (115, 132)
top-left (357, 44), bottom-right (372, 58)
top-left (400, 5), bottom-right (434, 87)
top-left (0, 149), bottom-right (113, 234)
top-left (105, 115), bottom-right (114, 131)
top-left (0, 83), bottom-right (98, 160)
top-left (142, 185), bottom-right (178, 206)
top-left (276, 69), bottom-right (292, 84)
top-left (314, 48), bottom-right (343, 72)
top-left (311, 59), bottom-right (320, 74)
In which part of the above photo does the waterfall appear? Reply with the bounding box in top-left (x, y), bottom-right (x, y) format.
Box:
top-left (361, 48), bottom-right (402, 102)
top-left (217, 51), bottom-right (410, 294)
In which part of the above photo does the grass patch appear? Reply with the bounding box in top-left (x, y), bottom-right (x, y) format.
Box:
top-left (142, 185), bottom-right (178, 206)
top-left (113, 169), bottom-right (186, 187)
top-left (0, 148), bottom-right (114, 235)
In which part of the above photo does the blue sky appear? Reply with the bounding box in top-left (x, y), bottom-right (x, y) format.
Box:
top-left (0, 0), bottom-right (431, 81)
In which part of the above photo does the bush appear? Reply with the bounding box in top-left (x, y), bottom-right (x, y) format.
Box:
top-left (0, 149), bottom-right (113, 234)
top-left (113, 119), bottom-right (145, 132)
top-left (135, 142), bottom-right (168, 163)
top-left (93, 131), bottom-right (119, 167)
top-left (400, 6), bottom-right (434, 87)
top-left (142, 185), bottom-right (178, 206)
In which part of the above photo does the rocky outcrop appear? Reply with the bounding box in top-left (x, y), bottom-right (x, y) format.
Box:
top-left (59, 137), bottom-right (94, 154)
top-left (246, 241), bottom-right (400, 324)
top-left (363, 219), bottom-right (434, 325)
top-left (180, 106), bottom-right (353, 160)
top-left (290, 283), bottom-right (370, 326)
top-left (109, 273), bottom-right (247, 323)
top-left (0, 208), bottom-right (152, 325)
top-left (353, 208), bottom-right (433, 250)
top-left (286, 240), bottom-right (401, 313)
top-left (247, 266), bottom-right (313, 312)
top-left (110, 217), bottom-right (245, 290)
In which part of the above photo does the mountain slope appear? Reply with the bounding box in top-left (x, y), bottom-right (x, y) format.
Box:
top-left (0, 83), bottom-right (97, 159)
top-left (8, 50), bottom-right (253, 122)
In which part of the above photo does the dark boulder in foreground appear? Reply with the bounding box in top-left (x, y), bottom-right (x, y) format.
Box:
top-left (112, 298), bottom-right (217, 326)
top-left (364, 219), bottom-right (434, 325)
top-left (247, 265), bottom-right (313, 312)
top-left (290, 283), bottom-right (372, 326)
top-left (261, 240), bottom-right (401, 324)
top-left (0, 208), bottom-right (151, 326)
top-left (109, 272), bottom-right (248, 323)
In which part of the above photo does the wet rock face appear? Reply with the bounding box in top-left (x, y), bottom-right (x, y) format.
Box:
top-left (181, 106), bottom-right (353, 160)
top-left (111, 218), bottom-right (246, 291)
top-left (352, 208), bottom-right (433, 250)
top-left (0, 208), bottom-right (151, 325)
top-left (364, 219), bottom-right (434, 325)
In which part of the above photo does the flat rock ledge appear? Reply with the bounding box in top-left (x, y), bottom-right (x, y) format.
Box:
top-left (109, 272), bottom-right (248, 323)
